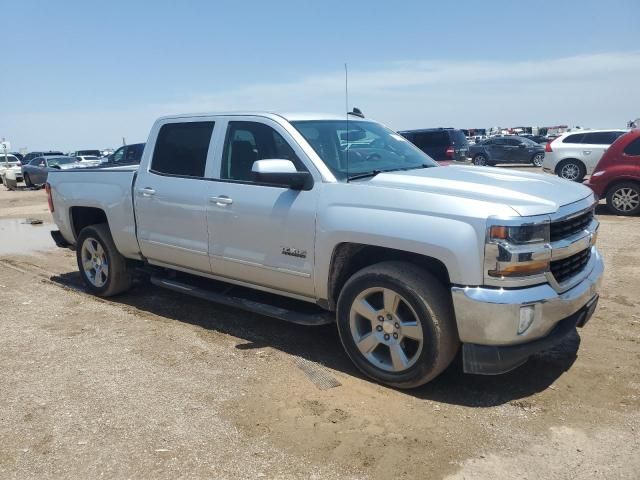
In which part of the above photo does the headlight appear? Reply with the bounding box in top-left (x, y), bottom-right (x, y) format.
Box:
top-left (489, 224), bottom-right (549, 245)
top-left (485, 220), bottom-right (551, 285)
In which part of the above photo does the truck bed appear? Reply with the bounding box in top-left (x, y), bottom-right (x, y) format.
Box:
top-left (47, 165), bottom-right (142, 259)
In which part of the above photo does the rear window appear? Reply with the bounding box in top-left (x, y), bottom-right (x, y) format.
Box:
top-left (624, 137), bottom-right (640, 156)
top-left (563, 134), bottom-right (585, 144)
top-left (413, 131), bottom-right (449, 148)
top-left (583, 131), bottom-right (625, 145)
top-left (150, 122), bottom-right (214, 177)
top-left (449, 130), bottom-right (468, 147)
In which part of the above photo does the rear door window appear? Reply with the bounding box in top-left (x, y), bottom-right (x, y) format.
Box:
top-left (450, 130), bottom-right (468, 147)
top-left (583, 131), bottom-right (624, 145)
top-left (624, 137), bottom-right (640, 156)
top-left (151, 122), bottom-right (215, 177)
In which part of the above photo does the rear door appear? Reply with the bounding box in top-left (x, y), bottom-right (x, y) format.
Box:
top-left (487, 138), bottom-right (507, 162)
top-left (581, 131), bottom-right (626, 173)
top-left (134, 119), bottom-right (217, 273)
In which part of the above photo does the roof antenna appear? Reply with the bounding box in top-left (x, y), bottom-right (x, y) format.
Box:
top-left (345, 63), bottom-right (350, 182)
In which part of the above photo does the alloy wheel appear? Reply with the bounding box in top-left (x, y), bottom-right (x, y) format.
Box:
top-left (611, 187), bottom-right (640, 212)
top-left (560, 163), bottom-right (580, 180)
top-left (349, 287), bottom-right (424, 373)
top-left (532, 154), bottom-right (544, 167)
top-left (80, 237), bottom-right (109, 288)
top-left (474, 155), bottom-right (486, 166)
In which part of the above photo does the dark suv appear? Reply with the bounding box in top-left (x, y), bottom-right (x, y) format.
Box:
top-left (398, 128), bottom-right (469, 164)
top-left (102, 143), bottom-right (145, 166)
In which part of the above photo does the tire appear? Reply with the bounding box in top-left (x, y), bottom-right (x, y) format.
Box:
top-left (473, 154), bottom-right (487, 166)
top-left (556, 159), bottom-right (585, 182)
top-left (76, 223), bottom-right (132, 297)
top-left (531, 153), bottom-right (544, 167)
top-left (336, 261), bottom-right (459, 389)
top-left (606, 182), bottom-right (640, 216)
top-left (24, 173), bottom-right (33, 188)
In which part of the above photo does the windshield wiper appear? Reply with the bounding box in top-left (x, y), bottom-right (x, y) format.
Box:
top-left (346, 164), bottom-right (432, 182)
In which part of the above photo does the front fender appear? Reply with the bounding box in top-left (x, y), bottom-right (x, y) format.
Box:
top-left (315, 205), bottom-right (485, 300)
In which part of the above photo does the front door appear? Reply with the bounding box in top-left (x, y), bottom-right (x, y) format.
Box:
top-left (135, 120), bottom-right (217, 273)
top-left (207, 118), bottom-right (318, 298)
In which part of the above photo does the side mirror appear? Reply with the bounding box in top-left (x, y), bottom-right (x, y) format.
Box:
top-left (251, 159), bottom-right (313, 190)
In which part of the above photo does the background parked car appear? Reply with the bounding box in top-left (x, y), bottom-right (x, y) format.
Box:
top-left (10, 152), bottom-right (24, 162)
top-left (69, 149), bottom-right (103, 158)
top-left (101, 143), bottom-right (145, 166)
top-left (586, 129), bottom-right (640, 215)
top-left (0, 154), bottom-right (24, 189)
top-left (398, 128), bottom-right (469, 164)
top-left (22, 151), bottom-right (64, 164)
top-left (468, 136), bottom-right (545, 166)
top-left (21, 156), bottom-right (86, 187)
top-left (73, 155), bottom-right (103, 167)
top-left (542, 129), bottom-right (627, 182)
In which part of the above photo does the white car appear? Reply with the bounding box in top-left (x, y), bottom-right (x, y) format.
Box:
top-left (0, 154), bottom-right (24, 189)
top-left (542, 129), bottom-right (627, 182)
top-left (75, 155), bottom-right (103, 167)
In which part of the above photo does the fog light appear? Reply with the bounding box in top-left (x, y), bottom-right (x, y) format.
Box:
top-left (518, 305), bottom-right (535, 335)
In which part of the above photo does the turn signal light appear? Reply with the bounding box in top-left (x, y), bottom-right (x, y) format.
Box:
top-left (488, 260), bottom-right (549, 278)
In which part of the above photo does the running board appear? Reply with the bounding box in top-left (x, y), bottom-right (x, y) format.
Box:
top-left (150, 275), bottom-right (333, 326)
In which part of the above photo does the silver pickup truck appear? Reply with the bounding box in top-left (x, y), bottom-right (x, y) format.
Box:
top-left (46, 112), bottom-right (603, 388)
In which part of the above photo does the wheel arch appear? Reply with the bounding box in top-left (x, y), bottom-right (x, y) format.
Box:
top-left (325, 243), bottom-right (451, 311)
top-left (69, 206), bottom-right (109, 241)
top-left (555, 157), bottom-right (585, 174)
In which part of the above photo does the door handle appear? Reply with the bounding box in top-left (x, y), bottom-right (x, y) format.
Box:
top-left (583, 150), bottom-right (592, 155)
top-left (138, 187), bottom-right (156, 197)
top-left (210, 195), bottom-right (233, 206)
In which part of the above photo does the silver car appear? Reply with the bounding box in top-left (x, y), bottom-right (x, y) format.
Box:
top-left (21, 156), bottom-right (85, 187)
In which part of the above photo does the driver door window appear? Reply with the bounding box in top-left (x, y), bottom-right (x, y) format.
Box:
top-left (112, 147), bottom-right (125, 164)
top-left (221, 121), bottom-right (305, 182)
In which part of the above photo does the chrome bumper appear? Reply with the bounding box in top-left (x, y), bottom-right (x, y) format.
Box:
top-left (451, 247), bottom-right (603, 346)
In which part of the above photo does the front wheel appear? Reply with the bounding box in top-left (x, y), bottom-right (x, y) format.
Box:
top-left (24, 173), bottom-right (33, 188)
top-left (336, 261), bottom-right (459, 389)
top-left (606, 182), bottom-right (640, 216)
top-left (531, 153), bottom-right (544, 167)
top-left (76, 223), bottom-right (132, 297)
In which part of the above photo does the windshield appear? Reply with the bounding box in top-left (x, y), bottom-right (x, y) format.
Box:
top-left (47, 157), bottom-right (76, 167)
top-left (292, 120), bottom-right (438, 181)
top-left (77, 150), bottom-right (102, 156)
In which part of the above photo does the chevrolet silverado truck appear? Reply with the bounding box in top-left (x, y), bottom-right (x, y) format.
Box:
top-left (46, 112), bottom-right (603, 388)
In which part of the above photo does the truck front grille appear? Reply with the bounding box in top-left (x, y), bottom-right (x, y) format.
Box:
top-left (551, 248), bottom-right (591, 284)
top-left (550, 210), bottom-right (593, 242)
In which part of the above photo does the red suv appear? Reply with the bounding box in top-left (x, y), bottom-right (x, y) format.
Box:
top-left (586, 129), bottom-right (640, 215)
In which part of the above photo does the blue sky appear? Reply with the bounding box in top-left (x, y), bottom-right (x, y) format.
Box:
top-left (1, 0), bottom-right (639, 150)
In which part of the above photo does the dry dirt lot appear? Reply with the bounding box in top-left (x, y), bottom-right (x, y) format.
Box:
top-left (0, 172), bottom-right (639, 479)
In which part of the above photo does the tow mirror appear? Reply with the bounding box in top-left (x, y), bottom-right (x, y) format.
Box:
top-left (251, 159), bottom-right (313, 190)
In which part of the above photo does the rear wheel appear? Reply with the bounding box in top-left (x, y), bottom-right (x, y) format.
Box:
top-left (557, 159), bottom-right (585, 182)
top-left (336, 261), bottom-right (459, 389)
top-left (606, 182), bottom-right (640, 216)
top-left (76, 223), bottom-right (132, 297)
top-left (24, 173), bottom-right (33, 188)
top-left (531, 153), bottom-right (544, 167)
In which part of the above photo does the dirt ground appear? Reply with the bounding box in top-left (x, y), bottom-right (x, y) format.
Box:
top-left (1, 172), bottom-right (639, 479)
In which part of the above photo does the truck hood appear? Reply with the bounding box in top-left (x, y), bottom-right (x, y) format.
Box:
top-left (366, 165), bottom-right (594, 216)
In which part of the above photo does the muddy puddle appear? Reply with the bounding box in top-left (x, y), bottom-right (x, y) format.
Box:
top-left (0, 219), bottom-right (56, 255)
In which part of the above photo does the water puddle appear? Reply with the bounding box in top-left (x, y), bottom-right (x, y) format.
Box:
top-left (0, 218), bottom-right (56, 255)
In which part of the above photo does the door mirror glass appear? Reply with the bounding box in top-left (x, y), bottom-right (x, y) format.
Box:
top-left (251, 159), bottom-right (313, 190)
